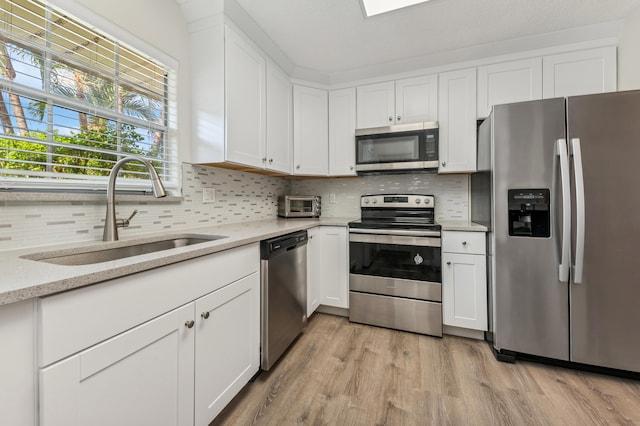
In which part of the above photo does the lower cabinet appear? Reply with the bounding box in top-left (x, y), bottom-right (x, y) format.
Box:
top-left (38, 244), bottom-right (260, 426)
top-left (317, 226), bottom-right (349, 309)
top-left (306, 227), bottom-right (320, 316)
top-left (442, 231), bottom-right (488, 331)
top-left (194, 273), bottom-right (259, 425)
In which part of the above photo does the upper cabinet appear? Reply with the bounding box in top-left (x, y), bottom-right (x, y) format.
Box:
top-left (329, 88), bottom-right (357, 176)
top-left (293, 85), bottom-right (329, 176)
top-left (542, 46), bottom-right (617, 98)
top-left (438, 68), bottom-right (477, 174)
top-left (356, 75), bottom-right (438, 128)
top-left (224, 26), bottom-right (266, 169)
top-left (477, 58), bottom-right (543, 118)
top-left (265, 62), bottom-right (293, 174)
top-left (189, 22), bottom-right (292, 173)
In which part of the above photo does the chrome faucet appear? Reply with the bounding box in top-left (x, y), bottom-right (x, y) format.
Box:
top-left (103, 156), bottom-right (167, 242)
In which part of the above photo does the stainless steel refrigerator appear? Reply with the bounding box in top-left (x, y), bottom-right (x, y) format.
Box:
top-left (472, 90), bottom-right (640, 373)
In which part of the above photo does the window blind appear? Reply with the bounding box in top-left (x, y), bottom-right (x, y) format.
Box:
top-left (0, 0), bottom-right (178, 192)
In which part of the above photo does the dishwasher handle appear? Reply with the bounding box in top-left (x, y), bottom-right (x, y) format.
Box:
top-left (260, 230), bottom-right (308, 259)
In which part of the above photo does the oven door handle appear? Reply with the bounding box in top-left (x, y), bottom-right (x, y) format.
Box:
top-left (349, 228), bottom-right (441, 238)
top-left (349, 232), bottom-right (441, 247)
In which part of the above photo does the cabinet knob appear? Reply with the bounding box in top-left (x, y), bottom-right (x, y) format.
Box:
top-left (441, 161), bottom-right (446, 167)
top-left (269, 158), bottom-right (273, 163)
top-left (350, 166), bottom-right (354, 170)
top-left (397, 116), bottom-right (401, 121)
top-left (462, 241), bottom-right (467, 246)
top-left (388, 116), bottom-right (393, 122)
top-left (201, 312), bottom-right (210, 320)
top-left (262, 158), bottom-right (266, 163)
top-left (185, 320), bottom-right (195, 329)
top-left (446, 261), bottom-right (452, 265)
top-left (296, 165), bottom-right (301, 169)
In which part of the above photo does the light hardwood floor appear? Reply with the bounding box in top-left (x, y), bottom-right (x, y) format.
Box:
top-left (211, 313), bottom-right (640, 425)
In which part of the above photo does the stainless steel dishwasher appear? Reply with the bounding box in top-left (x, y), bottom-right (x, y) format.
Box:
top-left (260, 230), bottom-right (308, 370)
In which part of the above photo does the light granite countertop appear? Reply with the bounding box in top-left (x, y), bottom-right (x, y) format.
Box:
top-left (438, 221), bottom-right (488, 232)
top-left (0, 217), bottom-right (354, 306)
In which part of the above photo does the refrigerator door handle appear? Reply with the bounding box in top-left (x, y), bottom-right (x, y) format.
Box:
top-left (557, 139), bottom-right (571, 283)
top-left (571, 138), bottom-right (585, 284)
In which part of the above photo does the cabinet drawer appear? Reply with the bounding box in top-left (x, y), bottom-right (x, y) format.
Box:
top-left (442, 231), bottom-right (486, 255)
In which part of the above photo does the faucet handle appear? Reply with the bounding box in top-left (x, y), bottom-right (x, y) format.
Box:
top-left (118, 209), bottom-right (138, 229)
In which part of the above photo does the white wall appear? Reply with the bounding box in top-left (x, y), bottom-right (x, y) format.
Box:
top-left (618, 6), bottom-right (640, 90)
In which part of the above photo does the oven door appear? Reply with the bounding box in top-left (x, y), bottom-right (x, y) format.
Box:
top-left (349, 230), bottom-right (441, 301)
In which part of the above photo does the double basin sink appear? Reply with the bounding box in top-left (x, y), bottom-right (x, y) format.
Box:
top-left (22, 234), bottom-right (227, 266)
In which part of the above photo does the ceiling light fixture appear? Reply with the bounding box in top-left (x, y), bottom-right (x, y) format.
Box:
top-left (360, 0), bottom-right (433, 17)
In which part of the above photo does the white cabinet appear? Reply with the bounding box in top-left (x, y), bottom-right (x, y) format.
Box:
top-left (356, 81), bottom-right (395, 128)
top-left (190, 22), bottom-right (293, 173)
top-left (438, 67), bottom-right (477, 173)
top-left (306, 227), bottom-right (320, 316)
top-left (543, 46), bottom-right (617, 98)
top-left (395, 74), bottom-right (438, 124)
top-left (40, 304), bottom-right (196, 426)
top-left (477, 58), bottom-right (543, 118)
top-left (195, 273), bottom-right (260, 425)
top-left (224, 25), bottom-right (266, 168)
top-left (38, 244), bottom-right (260, 426)
top-left (0, 300), bottom-right (35, 426)
top-left (356, 75), bottom-right (437, 128)
top-left (266, 61), bottom-right (292, 173)
top-left (442, 231), bottom-right (487, 331)
top-left (329, 88), bottom-right (357, 176)
top-left (318, 226), bottom-right (349, 309)
top-left (293, 85), bottom-right (329, 175)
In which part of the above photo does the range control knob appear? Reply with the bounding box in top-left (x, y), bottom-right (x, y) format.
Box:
top-left (363, 198), bottom-right (369, 204)
top-left (372, 199), bottom-right (377, 204)
top-left (415, 198), bottom-right (421, 204)
top-left (424, 198), bottom-right (431, 205)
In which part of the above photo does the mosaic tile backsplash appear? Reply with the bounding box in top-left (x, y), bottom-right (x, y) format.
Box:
top-left (1, 166), bottom-right (469, 250)
top-left (290, 173), bottom-right (469, 221)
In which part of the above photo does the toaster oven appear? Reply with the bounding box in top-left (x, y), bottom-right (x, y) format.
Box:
top-left (278, 196), bottom-right (321, 218)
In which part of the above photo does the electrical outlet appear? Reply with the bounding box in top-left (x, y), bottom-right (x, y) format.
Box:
top-left (329, 193), bottom-right (336, 204)
top-left (203, 187), bottom-right (216, 203)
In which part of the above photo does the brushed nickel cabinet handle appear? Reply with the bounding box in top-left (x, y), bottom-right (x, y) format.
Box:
top-left (185, 320), bottom-right (195, 329)
top-left (441, 161), bottom-right (446, 167)
top-left (388, 116), bottom-right (393, 121)
top-left (201, 312), bottom-right (210, 320)
top-left (446, 261), bottom-right (451, 265)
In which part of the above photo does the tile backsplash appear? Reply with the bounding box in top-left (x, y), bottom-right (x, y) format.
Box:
top-left (291, 173), bottom-right (469, 221)
top-left (1, 166), bottom-right (469, 250)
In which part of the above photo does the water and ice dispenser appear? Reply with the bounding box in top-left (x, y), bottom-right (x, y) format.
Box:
top-left (508, 189), bottom-right (550, 238)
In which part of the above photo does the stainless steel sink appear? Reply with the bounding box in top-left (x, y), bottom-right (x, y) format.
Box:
top-left (23, 234), bottom-right (226, 266)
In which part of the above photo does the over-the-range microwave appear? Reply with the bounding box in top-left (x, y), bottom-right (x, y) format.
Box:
top-left (354, 121), bottom-right (438, 173)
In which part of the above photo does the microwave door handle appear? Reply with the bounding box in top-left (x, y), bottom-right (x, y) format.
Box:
top-left (571, 138), bottom-right (585, 284)
top-left (557, 139), bottom-right (571, 283)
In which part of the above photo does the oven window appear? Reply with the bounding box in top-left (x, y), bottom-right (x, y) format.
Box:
top-left (289, 199), bottom-right (313, 213)
top-left (357, 135), bottom-right (420, 164)
top-left (350, 241), bottom-right (441, 283)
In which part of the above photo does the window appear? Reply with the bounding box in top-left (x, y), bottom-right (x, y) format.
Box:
top-left (0, 0), bottom-right (178, 193)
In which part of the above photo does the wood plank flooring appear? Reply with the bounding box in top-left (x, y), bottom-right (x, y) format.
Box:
top-left (211, 313), bottom-right (640, 425)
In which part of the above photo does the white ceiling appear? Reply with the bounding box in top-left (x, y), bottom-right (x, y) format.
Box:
top-left (234, 0), bottom-right (640, 81)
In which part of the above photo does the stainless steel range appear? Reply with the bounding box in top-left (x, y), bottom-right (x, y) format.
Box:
top-left (348, 194), bottom-right (442, 337)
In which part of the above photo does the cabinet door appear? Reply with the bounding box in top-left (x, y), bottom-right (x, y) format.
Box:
top-left (318, 226), bottom-right (349, 309)
top-left (225, 25), bottom-right (266, 168)
top-left (194, 272), bottom-right (260, 425)
top-left (329, 88), bottom-right (357, 176)
top-left (293, 85), bottom-right (329, 175)
top-left (356, 81), bottom-right (395, 128)
top-left (307, 227), bottom-right (320, 316)
top-left (442, 253), bottom-right (487, 331)
top-left (477, 58), bottom-right (543, 118)
top-left (266, 61), bottom-right (292, 173)
top-left (40, 304), bottom-right (195, 426)
top-left (395, 74), bottom-right (438, 124)
top-left (438, 68), bottom-right (477, 173)
top-left (543, 46), bottom-right (616, 98)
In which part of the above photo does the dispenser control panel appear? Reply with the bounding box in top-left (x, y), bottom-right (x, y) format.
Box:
top-left (507, 189), bottom-right (550, 238)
